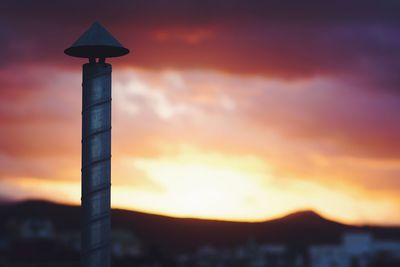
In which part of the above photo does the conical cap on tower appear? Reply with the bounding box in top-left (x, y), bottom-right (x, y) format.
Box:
top-left (64, 22), bottom-right (129, 58)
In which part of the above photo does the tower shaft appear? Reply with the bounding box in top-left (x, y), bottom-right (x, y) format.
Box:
top-left (81, 62), bottom-right (112, 267)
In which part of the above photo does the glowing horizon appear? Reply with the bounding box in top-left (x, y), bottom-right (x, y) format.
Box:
top-left (0, 67), bottom-right (399, 226)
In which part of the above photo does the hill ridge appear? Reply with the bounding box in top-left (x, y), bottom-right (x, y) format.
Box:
top-left (1, 199), bottom-right (334, 224)
top-left (1, 199), bottom-right (399, 254)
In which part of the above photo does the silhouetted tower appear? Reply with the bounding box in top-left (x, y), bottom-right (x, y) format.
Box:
top-left (64, 22), bottom-right (129, 267)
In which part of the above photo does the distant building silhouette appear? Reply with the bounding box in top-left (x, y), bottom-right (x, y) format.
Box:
top-left (19, 219), bottom-right (54, 240)
top-left (310, 232), bottom-right (400, 267)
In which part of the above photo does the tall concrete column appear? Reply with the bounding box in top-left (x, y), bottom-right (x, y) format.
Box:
top-left (81, 62), bottom-right (112, 267)
top-left (64, 22), bottom-right (129, 267)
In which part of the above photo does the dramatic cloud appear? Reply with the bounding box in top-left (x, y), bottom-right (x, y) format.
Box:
top-left (0, 1), bottom-right (400, 224)
top-left (2, 0), bottom-right (400, 83)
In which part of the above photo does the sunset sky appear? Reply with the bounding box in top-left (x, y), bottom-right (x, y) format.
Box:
top-left (1, 0), bottom-right (400, 225)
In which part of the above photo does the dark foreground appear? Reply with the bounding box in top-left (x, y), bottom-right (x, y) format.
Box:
top-left (0, 200), bottom-right (400, 267)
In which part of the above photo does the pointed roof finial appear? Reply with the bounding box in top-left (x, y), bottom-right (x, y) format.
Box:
top-left (64, 22), bottom-right (129, 59)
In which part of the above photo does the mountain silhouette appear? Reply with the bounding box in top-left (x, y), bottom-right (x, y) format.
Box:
top-left (1, 200), bottom-right (399, 254)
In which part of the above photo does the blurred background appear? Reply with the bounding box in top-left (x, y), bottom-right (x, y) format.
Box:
top-left (1, 0), bottom-right (400, 266)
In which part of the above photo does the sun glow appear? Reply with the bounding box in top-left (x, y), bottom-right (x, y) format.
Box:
top-left (111, 146), bottom-right (278, 220)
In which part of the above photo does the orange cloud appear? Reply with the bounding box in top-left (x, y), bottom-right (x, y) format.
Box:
top-left (1, 1), bottom-right (400, 224)
top-left (2, 67), bottom-right (400, 224)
